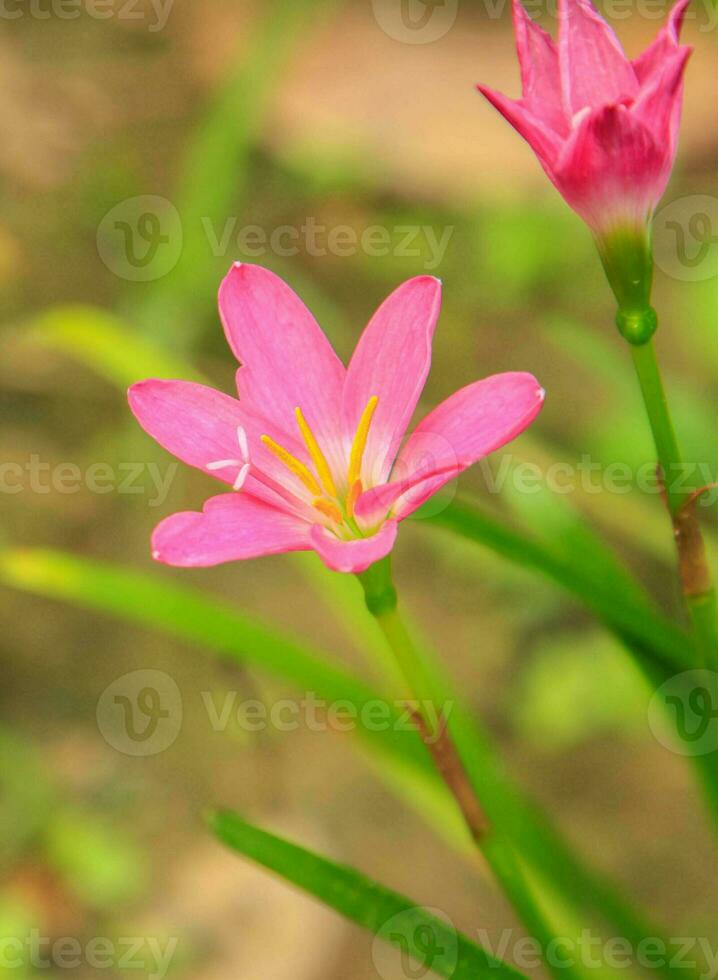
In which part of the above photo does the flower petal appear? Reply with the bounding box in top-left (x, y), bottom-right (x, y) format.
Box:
top-left (477, 86), bottom-right (563, 173)
top-left (358, 372), bottom-right (545, 522)
top-left (218, 263), bottom-right (346, 468)
top-left (310, 521), bottom-right (398, 574)
top-left (553, 103), bottom-right (665, 233)
top-left (558, 0), bottom-right (638, 114)
top-left (342, 277), bottom-right (442, 486)
top-left (128, 379), bottom-right (315, 517)
top-left (513, 0), bottom-right (569, 135)
top-left (354, 463), bottom-right (462, 527)
top-left (632, 0), bottom-right (691, 84)
top-left (151, 493), bottom-right (311, 567)
top-left (631, 46), bottom-right (691, 157)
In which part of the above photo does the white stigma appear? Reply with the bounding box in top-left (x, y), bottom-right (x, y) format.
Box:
top-left (206, 425), bottom-right (251, 490)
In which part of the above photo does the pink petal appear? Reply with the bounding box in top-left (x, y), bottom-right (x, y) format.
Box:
top-left (354, 466), bottom-right (462, 529)
top-left (218, 263), bottom-right (346, 470)
top-left (342, 277), bottom-right (442, 486)
top-left (632, 0), bottom-right (691, 84)
top-left (513, 0), bottom-right (569, 136)
top-left (631, 46), bottom-right (691, 156)
top-left (553, 103), bottom-right (666, 232)
top-left (359, 372), bottom-right (545, 522)
top-left (558, 0), bottom-right (638, 115)
top-left (151, 493), bottom-right (311, 567)
top-left (477, 86), bottom-right (563, 173)
top-left (310, 521), bottom-right (398, 574)
top-left (128, 379), bottom-right (315, 517)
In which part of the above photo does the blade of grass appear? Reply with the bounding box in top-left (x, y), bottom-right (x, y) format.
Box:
top-left (425, 496), bottom-right (693, 673)
top-left (499, 453), bottom-right (654, 608)
top-left (210, 810), bottom-right (526, 980)
top-left (356, 566), bottom-right (686, 980)
top-left (0, 547), bottom-right (429, 773)
top-left (425, 495), bottom-right (718, 850)
top-left (22, 305), bottom-right (207, 389)
top-left (0, 547), bottom-right (687, 972)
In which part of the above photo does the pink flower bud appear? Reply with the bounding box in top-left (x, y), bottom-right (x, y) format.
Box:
top-left (478, 0), bottom-right (692, 291)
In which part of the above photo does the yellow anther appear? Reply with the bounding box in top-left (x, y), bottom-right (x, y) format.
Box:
top-left (313, 498), bottom-right (343, 524)
top-left (260, 435), bottom-right (322, 497)
top-left (295, 406), bottom-right (337, 498)
top-left (346, 478), bottom-right (363, 521)
top-left (348, 395), bottom-right (378, 487)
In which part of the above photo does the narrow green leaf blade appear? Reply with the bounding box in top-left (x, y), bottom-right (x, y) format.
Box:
top-left (425, 496), bottom-right (693, 672)
top-left (23, 305), bottom-right (205, 388)
top-left (0, 548), bottom-right (428, 772)
top-left (210, 809), bottom-right (525, 980)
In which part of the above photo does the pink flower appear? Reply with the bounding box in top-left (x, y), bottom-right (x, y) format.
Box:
top-left (478, 0), bottom-right (692, 242)
top-left (129, 264), bottom-right (544, 574)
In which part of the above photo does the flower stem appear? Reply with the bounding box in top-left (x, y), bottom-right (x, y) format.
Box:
top-left (628, 334), bottom-right (717, 663)
top-left (357, 557), bottom-right (577, 980)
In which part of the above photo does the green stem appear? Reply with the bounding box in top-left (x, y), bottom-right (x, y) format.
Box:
top-left (357, 557), bottom-right (578, 980)
top-left (629, 335), bottom-right (717, 663)
top-left (630, 339), bottom-right (682, 514)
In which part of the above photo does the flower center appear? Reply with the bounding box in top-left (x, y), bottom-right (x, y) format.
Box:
top-left (260, 395), bottom-right (379, 534)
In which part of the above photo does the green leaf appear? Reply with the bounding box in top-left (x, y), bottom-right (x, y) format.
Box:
top-left (0, 548), bottom-right (428, 773)
top-left (210, 809), bottom-right (525, 980)
top-left (23, 305), bottom-right (205, 389)
top-left (424, 495), bottom-right (718, 918)
top-left (499, 448), bottom-right (652, 607)
top-left (425, 496), bottom-right (693, 673)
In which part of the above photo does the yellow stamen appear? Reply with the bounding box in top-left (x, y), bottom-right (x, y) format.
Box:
top-left (294, 406), bottom-right (337, 498)
top-left (346, 478), bottom-right (362, 521)
top-left (313, 498), bottom-right (343, 523)
top-left (260, 435), bottom-right (322, 497)
top-left (348, 395), bottom-right (378, 487)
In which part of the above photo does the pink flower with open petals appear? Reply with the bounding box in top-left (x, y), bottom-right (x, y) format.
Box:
top-left (129, 264), bottom-right (544, 574)
top-left (478, 0), bottom-right (691, 245)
